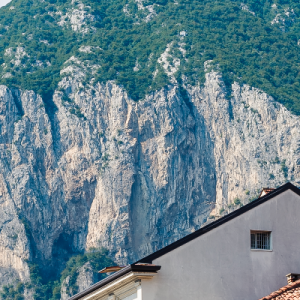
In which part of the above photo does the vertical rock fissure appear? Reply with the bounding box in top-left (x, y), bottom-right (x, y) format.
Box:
top-left (179, 85), bottom-right (195, 117)
top-left (11, 88), bottom-right (24, 117)
top-left (42, 93), bottom-right (62, 157)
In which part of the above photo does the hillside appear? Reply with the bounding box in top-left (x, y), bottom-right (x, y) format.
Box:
top-left (1, 0), bottom-right (300, 112)
top-left (1, 0), bottom-right (300, 299)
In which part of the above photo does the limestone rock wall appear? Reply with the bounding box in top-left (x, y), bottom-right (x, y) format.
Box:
top-left (60, 262), bottom-right (97, 300)
top-left (190, 71), bottom-right (300, 211)
top-left (0, 68), bottom-right (299, 295)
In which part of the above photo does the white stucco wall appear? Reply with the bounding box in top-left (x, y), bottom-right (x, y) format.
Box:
top-left (141, 190), bottom-right (300, 300)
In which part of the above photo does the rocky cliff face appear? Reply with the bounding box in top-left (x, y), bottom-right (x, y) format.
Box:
top-left (191, 70), bottom-right (300, 211)
top-left (0, 66), bottom-right (299, 296)
top-left (60, 262), bottom-right (96, 300)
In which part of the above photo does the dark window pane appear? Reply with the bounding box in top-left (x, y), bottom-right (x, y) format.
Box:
top-left (251, 232), bottom-right (271, 250)
top-left (251, 234), bottom-right (256, 249)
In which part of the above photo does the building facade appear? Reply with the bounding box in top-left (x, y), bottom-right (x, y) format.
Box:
top-left (70, 183), bottom-right (300, 300)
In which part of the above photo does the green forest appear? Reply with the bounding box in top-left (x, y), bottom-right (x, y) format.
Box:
top-left (0, 249), bottom-right (114, 300)
top-left (0, 0), bottom-right (300, 112)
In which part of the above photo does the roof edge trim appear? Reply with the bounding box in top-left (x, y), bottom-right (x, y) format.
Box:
top-left (68, 264), bottom-right (161, 300)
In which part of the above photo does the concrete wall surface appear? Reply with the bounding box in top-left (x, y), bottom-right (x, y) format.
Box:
top-left (141, 190), bottom-right (300, 300)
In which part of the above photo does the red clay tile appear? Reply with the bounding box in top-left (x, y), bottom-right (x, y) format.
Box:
top-left (258, 280), bottom-right (300, 300)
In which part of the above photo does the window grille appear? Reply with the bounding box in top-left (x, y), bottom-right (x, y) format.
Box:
top-left (250, 231), bottom-right (271, 250)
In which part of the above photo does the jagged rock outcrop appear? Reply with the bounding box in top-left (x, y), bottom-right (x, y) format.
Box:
top-left (190, 71), bottom-right (300, 211)
top-left (0, 67), bottom-right (300, 297)
top-left (60, 262), bottom-right (96, 300)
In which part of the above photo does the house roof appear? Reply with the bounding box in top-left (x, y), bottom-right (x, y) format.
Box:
top-left (138, 182), bottom-right (300, 263)
top-left (98, 266), bottom-right (125, 273)
top-left (258, 188), bottom-right (276, 198)
top-left (69, 264), bottom-right (161, 300)
top-left (69, 182), bottom-right (300, 300)
top-left (258, 279), bottom-right (300, 300)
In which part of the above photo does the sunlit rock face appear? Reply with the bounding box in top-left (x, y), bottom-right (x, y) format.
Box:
top-left (0, 68), bottom-right (299, 296)
top-left (190, 71), bottom-right (300, 211)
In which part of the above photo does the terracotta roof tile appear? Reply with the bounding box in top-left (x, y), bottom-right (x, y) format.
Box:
top-left (259, 280), bottom-right (300, 300)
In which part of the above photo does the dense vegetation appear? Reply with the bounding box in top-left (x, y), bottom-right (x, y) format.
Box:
top-left (0, 249), bottom-right (114, 300)
top-left (0, 282), bottom-right (24, 300)
top-left (0, 0), bottom-right (300, 113)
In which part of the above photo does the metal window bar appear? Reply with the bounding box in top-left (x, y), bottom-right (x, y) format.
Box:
top-left (251, 233), bottom-right (256, 249)
top-left (251, 232), bottom-right (270, 250)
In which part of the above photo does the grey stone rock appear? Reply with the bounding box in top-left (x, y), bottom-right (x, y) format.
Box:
top-left (60, 262), bottom-right (97, 299)
top-left (0, 67), bottom-right (299, 297)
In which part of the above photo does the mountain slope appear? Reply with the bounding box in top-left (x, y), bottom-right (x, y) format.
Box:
top-left (1, 0), bottom-right (300, 112)
top-left (1, 0), bottom-right (300, 299)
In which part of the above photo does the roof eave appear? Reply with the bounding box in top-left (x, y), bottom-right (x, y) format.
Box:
top-left (68, 264), bottom-right (161, 300)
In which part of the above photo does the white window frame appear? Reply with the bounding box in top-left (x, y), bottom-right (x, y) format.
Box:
top-left (250, 230), bottom-right (272, 251)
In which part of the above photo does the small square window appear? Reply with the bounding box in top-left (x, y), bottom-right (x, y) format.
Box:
top-left (251, 231), bottom-right (271, 250)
